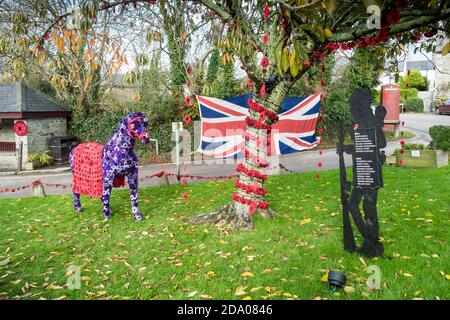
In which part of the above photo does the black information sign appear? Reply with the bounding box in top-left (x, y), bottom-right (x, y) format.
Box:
top-left (352, 128), bottom-right (380, 189)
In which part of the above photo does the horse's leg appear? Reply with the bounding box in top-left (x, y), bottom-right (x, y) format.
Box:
top-left (126, 167), bottom-right (142, 221)
top-left (73, 193), bottom-right (83, 212)
top-left (69, 149), bottom-right (83, 213)
top-left (101, 171), bottom-right (114, 220)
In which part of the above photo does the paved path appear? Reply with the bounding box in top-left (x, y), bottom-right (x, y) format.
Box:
top-left (1, 113), bottom-right (448, 199)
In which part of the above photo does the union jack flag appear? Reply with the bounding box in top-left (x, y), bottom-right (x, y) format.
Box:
top-left (197, 93), bottom-right (322, 158)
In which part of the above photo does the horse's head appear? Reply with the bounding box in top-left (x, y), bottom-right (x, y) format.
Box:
top-left (124, 112), bottom-right (150, 143)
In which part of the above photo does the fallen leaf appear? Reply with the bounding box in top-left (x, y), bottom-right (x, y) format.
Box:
top-left (299, 218), bottom-right (311, 225)
top-left (402, 273), bottom-right (413, 278)
top-left (241, 271), bottom-right (254, 277)
top-left (0, 258), bottom-right (11, 266)
top-left (235, 286), bottom-right (247, 296)
top-left (344, 286), bottom-right (355, 293)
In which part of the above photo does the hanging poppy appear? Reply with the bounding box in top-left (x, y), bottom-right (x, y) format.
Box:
top-left (386, 9), bottom-right (401, 25)
top-left (260, 84), bottom-right (266, 96)
top-left (263, 2), bottom-right (269, 20)
top-left (263, 34), bottom-right (269, 43)
top-left (260, 57), bottom-right (269, 68)
top-left (183, 115), bottom-right (191, 125)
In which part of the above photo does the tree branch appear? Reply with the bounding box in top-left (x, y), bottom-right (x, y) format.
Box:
top-left (332, 8), bottom-right (450, 43)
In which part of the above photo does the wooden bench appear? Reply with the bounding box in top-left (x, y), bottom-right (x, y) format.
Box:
top-left (384, 120), bottom-right (401, 137)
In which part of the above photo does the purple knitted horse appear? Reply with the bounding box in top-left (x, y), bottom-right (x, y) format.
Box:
top-left (69, 112), bottom-right (150, 221)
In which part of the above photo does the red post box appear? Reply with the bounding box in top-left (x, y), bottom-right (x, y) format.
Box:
top-left (380, 84), bottom-right (400, 133)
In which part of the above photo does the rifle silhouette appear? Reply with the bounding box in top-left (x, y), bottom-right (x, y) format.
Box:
top-left (337, 126), bottom-right (357, 252)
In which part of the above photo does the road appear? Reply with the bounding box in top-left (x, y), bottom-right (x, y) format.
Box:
top-left (1, 113), bottom-right (448, 199)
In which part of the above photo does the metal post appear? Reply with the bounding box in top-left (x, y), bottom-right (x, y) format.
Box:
top-left (17, 141), bottom-right (23, 172)
top-left (175, 126), bottom-right (180, 183)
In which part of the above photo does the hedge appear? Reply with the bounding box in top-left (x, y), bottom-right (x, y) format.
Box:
top-left (429, 125), bottom-right (450, 151)
top-left (405, 97), bottom-right (424, 113)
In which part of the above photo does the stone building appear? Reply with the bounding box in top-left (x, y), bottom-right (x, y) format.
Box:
top-left (0, 81), bottom-right (70, 171)
top-left (433, 39), bottom-right (450, 100)
top-left (380, 36), bottom-right (450, 111)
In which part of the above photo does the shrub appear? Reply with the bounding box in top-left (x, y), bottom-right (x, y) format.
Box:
top-left (28, 152), bottom-right (53, 167)
top-left (69, 113), bottom-right (124, 144)
top-left (429, 125), bottom-right (450, 151)
top-left (399, 87), bottom-right (418, 103)
top-left (69, 113), bottom-right (176, 155)
top-left (402, 143), bottom-right (425, 150)
top-left (405, 97), bottom-right (424, 113)
top-left (398, 70), bottom-right (428, 91)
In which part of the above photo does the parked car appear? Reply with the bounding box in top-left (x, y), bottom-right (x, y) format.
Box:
top-left (435, 99), bottom-right (450, 115)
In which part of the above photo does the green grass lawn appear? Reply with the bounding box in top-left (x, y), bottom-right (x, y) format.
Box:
top-left (0, 166), bottom-right (448, 300)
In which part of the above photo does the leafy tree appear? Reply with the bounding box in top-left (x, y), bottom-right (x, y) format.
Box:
top-left (4, 0), bottom-right (450, 229)
top-left (399, 69), bottom-right (428, 91)
top-left (398, 69), bottom-right (428, 102)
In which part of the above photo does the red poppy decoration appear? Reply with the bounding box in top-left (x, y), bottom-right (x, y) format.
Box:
top-left (386, 9), bottom-right (400, 25)
top-left (400, 140), bottom-right (405, 146)
top-left (262, 34), bottom-right (269, 43)
top-left (264, 2), bottom-right (269, 20)
top-left (424, 29), bottom-right (437, 38)
top-left (260, 84), bottom-right (266, 96)
top-left (185, 96), bottom-right (191, 105)
top-left (186, 65), bottom-right (192, 74)
top-left (260, 57), bottom-right (269, 68)
top-left (400, 149), bottom-right (405, 154)
top-left (182, 192), bottom-right (189, 200)
top-left (183, 115), bottom-right (191, 125)
top-left (13, 121), bottom-right (28, 136)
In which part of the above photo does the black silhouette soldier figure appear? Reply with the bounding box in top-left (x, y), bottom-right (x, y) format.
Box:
top-left (337, 88), bottom-right (386, 258)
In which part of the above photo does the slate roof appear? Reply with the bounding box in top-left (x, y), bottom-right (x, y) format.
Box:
top-left (397, 60), bottom-right (435, 71)
top-left (0, 81), bottom-right (68, 113)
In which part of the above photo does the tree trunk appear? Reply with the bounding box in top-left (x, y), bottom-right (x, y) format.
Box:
top-left (189, 79), bottom-right (292, 230)
top-left (231, 79), bottom-right (292, 229)
top-left (76, 91), bottom-right (89, 114)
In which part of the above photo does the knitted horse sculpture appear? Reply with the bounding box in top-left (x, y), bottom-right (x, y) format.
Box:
top-left (69, 112), bottom-right (150, 221)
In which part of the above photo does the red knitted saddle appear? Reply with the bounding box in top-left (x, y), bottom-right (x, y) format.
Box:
top-left (71, 143), bottom-right (125, 198)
